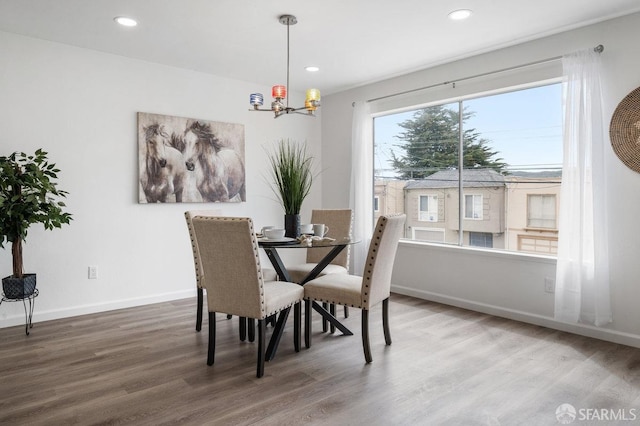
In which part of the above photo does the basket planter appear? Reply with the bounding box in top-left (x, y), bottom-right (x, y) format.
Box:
top-left (2, 274), bottom-right (37, 299)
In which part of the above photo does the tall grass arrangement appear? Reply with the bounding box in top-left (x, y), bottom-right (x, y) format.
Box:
top-left (266, 139), bottom-right (314, 215)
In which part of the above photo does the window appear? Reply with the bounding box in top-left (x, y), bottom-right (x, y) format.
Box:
top-left (419, 195), bottom-right (438, 222)
top-left (412, 227), bottom-right (445, 242)
top-left (374, 196), bottom-right (379, 212)
top-left (469, 232), bottom-right (493, 248)
top-left (518, 235), bottom-right (558, 255)
top-left (373, 82), bottom-right (563, 254)
top-left (464, 194), bottom-right (482, 220)
top-left (528, 194), bottom-right (556, 229)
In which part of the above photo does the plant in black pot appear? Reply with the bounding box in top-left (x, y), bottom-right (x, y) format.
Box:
top-left (265, 139), bottom-right (315, 238)
top-left (0, 150), bottom-right (72, 299)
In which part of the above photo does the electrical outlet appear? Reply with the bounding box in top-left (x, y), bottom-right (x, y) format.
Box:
top-left (88, 266), bottom-right (98, 279)
top-left (544, 277), bottom-right (555, 293)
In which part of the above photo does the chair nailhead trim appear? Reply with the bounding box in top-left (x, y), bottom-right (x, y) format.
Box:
top-left (305, 297), bottom-right (362, 309)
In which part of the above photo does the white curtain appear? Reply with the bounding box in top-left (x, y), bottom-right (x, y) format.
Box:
top-left (350, 101), bottom-right (373, 274)
top-left (554, 48), bottom-right (612, 326)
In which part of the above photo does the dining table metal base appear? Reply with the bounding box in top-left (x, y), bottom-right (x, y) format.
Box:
top-left (265, 307), bottom-right (291, 361)
top-left (259, 238), bottom-right (358, 360)
top-left (312, 301), bottom-right (353, 335)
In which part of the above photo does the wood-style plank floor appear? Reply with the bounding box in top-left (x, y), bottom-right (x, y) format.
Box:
top-left (1, 294), bottom-right (640, 425)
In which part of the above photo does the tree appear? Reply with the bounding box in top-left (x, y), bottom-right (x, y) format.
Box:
top-left (390, 105), bottom-right (507, 179)
top-left (0, 150), bottom-right (72, 278)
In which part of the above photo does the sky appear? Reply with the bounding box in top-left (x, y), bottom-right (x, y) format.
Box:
top-left (374, 83), bottom-right (563, 177)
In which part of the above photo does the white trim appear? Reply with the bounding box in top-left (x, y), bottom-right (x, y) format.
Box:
top-left (398, 238), bottom-right (556, 263)
top-left (0, 289), bottom-right (194, 329)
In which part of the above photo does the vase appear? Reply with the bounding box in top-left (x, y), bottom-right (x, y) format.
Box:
top-left (284, 214), bottom-right (301, 238)
top-left (2, 273), bottom-right (37, 299)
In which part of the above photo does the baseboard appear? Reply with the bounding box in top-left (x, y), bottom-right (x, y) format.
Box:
top-left (0, 289), bottom-right (194, 329)
top-left (391, 284), bottom-right (640, 349)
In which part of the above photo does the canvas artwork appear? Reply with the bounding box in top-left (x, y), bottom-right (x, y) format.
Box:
top-left (138, 112), bottom-right (246, 203)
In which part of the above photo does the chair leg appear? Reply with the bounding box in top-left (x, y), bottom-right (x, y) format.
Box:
top-left (330, 304), bottom-right (336, 334)
top-left (383, 298), bottom-right (392, 345)
top-left (207, 312), bottom-right (216, 365)
top-left (322, 302), bottom-right (329, 332)
top-left (248, 318), bottom-right (256, 342)
top-left (196, 287), bottom-right (203, 332)
top-left (344, 305), bottom-right (349, 318)
top-left (362, 309), bottom-right (372, 363)
top-left (256, 319), bottom-right (265, 378)
top-left (294, 302), bottom-right (301, 352)
top-left (305, 299), bottom-right (312, 349)
top-left (239, 317), bottom-right (247, 341)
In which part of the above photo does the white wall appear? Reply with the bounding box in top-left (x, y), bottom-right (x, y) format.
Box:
top-left (322, 13), bottom-right (640, 347)
top-left (0, 31), bottom-right (321, 326)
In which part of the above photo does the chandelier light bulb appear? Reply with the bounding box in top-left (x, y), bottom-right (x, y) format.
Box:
top-left (250, 93), bottom-right (264, 107)
top-left (306, 88), bottom-right (321, 102)
top-left (305, 99), bottom-right (317, 111)
top-left (272, 85), bottom-right (287, 99)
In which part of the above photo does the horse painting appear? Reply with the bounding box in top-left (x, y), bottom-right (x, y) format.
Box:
top-left (180, 121), bottom-right (246, 202)
top-left (140, 123), bottom-right (186, 203)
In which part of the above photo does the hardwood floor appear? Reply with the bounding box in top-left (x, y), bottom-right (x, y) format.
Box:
top-left (1, 294), bottom-right (640, 425)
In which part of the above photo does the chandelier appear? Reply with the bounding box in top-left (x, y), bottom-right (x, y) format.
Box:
top-left (249, 15), bottom-right (321, 118)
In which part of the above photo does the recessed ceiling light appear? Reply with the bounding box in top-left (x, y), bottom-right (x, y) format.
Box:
top-left (448, 9), bottom-right (473, 21)
top-left (305, 66), bottom-right (320, 72)
top-left (114, 16), bottom-right (138, 27)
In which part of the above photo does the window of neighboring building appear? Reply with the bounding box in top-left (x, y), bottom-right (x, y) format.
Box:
top-left (464, 194), bottom-right (483, 220)
top-left (527, 194), bottom-right (556, 229)
top-left (518, 235), bottom-right (558, 255)
top-left (374, 196), bottom-right (380, 212)
top-left (412, 227), bottom-right (445, 242)
top-left (469, 232), bottom-right (493, 248)
top-left (419, 195), bottom-right (438, 222)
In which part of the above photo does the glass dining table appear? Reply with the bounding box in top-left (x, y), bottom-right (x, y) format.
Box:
top-left (258, 236), bottom-right (360, 360)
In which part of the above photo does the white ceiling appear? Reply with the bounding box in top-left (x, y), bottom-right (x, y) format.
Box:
top-left (1, 0), bottom-right (639, 96)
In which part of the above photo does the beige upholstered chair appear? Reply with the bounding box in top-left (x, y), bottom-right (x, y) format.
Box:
top-left (287, 209), bottom-right (353, 284)
top-left (191, 216), bottom-right (304, 378)
top-left (303, 214), bottom-right (405, 363)
top-left (185, 210), bottom-right (277, 336)
top-left (185, 210), bottom-right (221, 332)
top-left (287, 209), bottom-right (353, 330)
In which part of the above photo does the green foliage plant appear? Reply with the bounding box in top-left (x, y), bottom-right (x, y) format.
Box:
top-left (265, 139), bottom-right (315, 215)
top-left (0, 149), bottom-right (73, 278)
top-left (390, 105), bottom-right (507, 179)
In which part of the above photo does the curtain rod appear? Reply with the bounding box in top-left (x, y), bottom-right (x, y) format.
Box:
top-left (366, 44), bottom-right (604, 103)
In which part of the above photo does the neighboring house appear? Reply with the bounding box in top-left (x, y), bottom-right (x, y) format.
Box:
top-left (403, 169), bottom-right (506, 248)
top-left (503, 171), bottom-right (561, 255)
top-left (374, 179), bottom-right (405, 221)
top-left (376, 169), bottom-right (562, 254)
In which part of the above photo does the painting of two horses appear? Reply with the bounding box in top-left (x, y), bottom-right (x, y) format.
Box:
top-left (138, 112), bottom-right (246, 203)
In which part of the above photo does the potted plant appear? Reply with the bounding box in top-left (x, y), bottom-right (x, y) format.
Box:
top-left (265, 139), bottom-right (315, 238)
top-left (0, 149), bottom-right (72, 299)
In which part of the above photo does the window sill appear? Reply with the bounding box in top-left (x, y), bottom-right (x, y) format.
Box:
top-left (398, 238), bottom-right (557, 264)
top-left (523, 228), bottom-right (558, 233)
